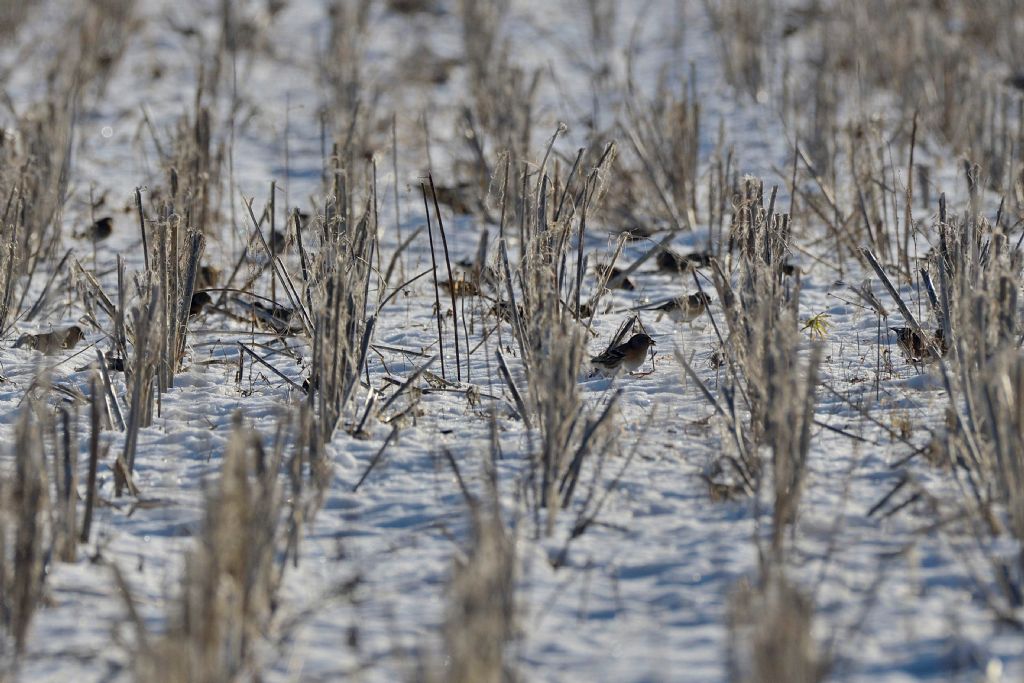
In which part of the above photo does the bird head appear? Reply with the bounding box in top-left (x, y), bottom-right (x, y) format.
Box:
top-left (630, 333), bottom-right (655, 348)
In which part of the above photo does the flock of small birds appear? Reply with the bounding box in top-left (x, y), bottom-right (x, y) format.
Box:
top-left (11, 214), bottom-right (300, 365)
top-left (16, 216), bottom-right (935, 383)
top-left (588, 247), bottom-right (715, 378)
top-left (584, 245), bottom-right (935, 379)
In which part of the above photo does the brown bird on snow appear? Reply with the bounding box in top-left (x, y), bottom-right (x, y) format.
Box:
top-left (651, 292), bottom-right (711, 325)
top-left (197, 265), bottom-right (221, 290)
top-left (489, 301), bottom-right (524, 324)
top-left (233, 298), bottom-right (301, 333)
top-left (15, 325), bottom-right (84, 354)
top-left (76, 216), bottom-right (113, 241)
top-left (657, 249), bottom-right (692, 274)
top-left (891, 326), bottom-right (948, 363)
top-left (75, 352), bottom-right (125, 373)
top-left (267, 229), bottom-right (288, 253)
top-left (596, 264), bottom-right (635, 291)
top-left (656, 249), bottom-right (713, 274)
top-left (591, 333), bottom-right (656, 376)
top-left (189, 291), bottom-right (212, 318)
top-left (684, 251), bottom-right (713, 269)
top-left (439, 279), bottom-right (480, 297)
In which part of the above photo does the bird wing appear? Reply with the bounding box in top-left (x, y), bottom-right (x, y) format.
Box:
top-left (591, 345), bottom-right (625, 365)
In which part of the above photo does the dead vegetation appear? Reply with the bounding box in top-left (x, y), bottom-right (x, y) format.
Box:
top-left (0, 403), bottom-right (51, 666)
top-left (126, 416), bottom-right (287, 682)
top-left (4, 0), bottom-right (1024, 680)
top-left (916, 198), bottom-right (1024, 620)
top-left (436, 439), bottom-right (517, 683)
top-left (728, 568), bottom-right (828, 683)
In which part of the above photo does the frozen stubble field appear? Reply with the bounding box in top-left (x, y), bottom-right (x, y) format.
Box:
top-left (1, 0), bottom-right (1023, 681)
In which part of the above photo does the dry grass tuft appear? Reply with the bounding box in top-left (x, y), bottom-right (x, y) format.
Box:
top-left (0, 403), bottom-right (50, 664)
top-left (440, 495), bottom-right (517, 683)
top-left (130, 414), bottom-right (288, 683)
top-left (728, 568), bottom-right (828, 683)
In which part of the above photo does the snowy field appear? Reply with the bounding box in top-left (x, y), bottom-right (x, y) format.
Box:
top-left (1, 0), bottom-right (1024, 681)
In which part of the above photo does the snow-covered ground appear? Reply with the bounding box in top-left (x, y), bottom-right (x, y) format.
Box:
top-left (1, 0), bottom-right (1023, 681)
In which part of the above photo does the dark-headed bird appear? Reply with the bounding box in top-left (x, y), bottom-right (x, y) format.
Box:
top-left (590, 333), bottom-right (656, 376)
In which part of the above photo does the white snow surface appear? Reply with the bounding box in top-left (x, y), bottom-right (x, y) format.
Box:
top-left (0, 0), bottom-right (1022, 681)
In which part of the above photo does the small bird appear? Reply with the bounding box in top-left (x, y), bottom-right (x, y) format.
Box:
top-left (684, 251), bottom-right (713, 269)
top-left (657, 249), bottom-right (712, 274)
top-left (591, 333), bottom-right (656, 376)
top-left (189, 291), bottom-right (212, 318)
top-left (387, 0), bottom-right (442, 14)
top-left (652, 292), bottom-right (711, 324)
top-left (891, 326), bottom-right (948, 363)
top-left (439, 279), bottom-right (480, 297)
top-left (233, 298), bottom-right (300, 333)
top-left (75, 352), bottom-right (124, 373)
top-left (76, 216), bottom-right (113, 241)
top-left (431, 182), bottom-right (476, 215)
top-left (656, 249), bottom-right (692, 274)
top-left (269, 229), bottom-right (288, 253)
top-left (489, 301), bottom-right (525, 324)
top-left (780, 261), bottom-right (800, 277)
top-left (15, 325), bottom-right (84, 354)
top-left (197, 265), bottom-right (221, 290)
top-left (596, 264), bottom-right (635, 290)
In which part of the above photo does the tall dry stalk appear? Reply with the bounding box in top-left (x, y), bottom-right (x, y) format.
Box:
top-left (0, 401), bottom-right (53, 666)
top-left (441, 493), bottom-right (516, 683)
top-left (728, 569), bottom-right (827, 683)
